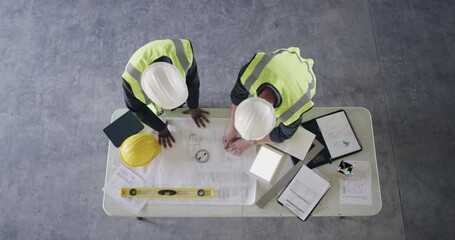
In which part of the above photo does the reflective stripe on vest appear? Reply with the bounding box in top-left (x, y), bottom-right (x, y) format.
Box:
top-left (240, 47), bottom-right (316, 125)
top-left (171, 39), bottom-right (190, 72)
top-left (126, 62), bottom-right (152, 105)
top-left (121, 39), bottom-right (194, 114)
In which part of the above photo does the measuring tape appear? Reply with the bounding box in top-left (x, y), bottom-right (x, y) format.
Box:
top-left (120, 187), bottom-right (215, 198)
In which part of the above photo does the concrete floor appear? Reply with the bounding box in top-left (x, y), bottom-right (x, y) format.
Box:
top-left (0, 0), bottom-right (453, 239)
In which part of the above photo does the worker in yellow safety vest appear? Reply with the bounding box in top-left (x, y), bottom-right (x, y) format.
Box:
top-left (122, 39), bottom-right (210, 148)
top-left (224, 47), bottom-right (316, 156)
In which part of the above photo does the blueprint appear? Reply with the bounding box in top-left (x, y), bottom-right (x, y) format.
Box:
top-left (129, 117), bottom-right (257, 205)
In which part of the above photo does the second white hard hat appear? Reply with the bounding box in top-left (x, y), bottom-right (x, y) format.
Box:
top-left (234, 97), bottom-right (276, 140)
top-left (141, 62), bottom-right (188, 110)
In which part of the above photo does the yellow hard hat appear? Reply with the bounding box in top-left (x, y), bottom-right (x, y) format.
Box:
top-left (119, 133), bottom-right (161, 167)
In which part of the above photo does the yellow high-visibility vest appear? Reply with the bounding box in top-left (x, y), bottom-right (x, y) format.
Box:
top-left (240, 47), bottom-right (316, 125)
top-left (121, 39), bottom-right (194, 114)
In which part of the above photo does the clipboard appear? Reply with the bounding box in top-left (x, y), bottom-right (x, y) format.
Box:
top-left (277, 165), bottom-right (331, 221)
top-left (301, 110), bottom-right (362, 168)
top-left (103, 111), bottom-right (144, 147)
top-left (255, 138), bottom-right (324, 209)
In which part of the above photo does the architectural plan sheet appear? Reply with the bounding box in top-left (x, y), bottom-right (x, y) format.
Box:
top-left (102, 165), bottom-right (147, 213)
top-left (339, 160), bottom-right (372, 205)
top-left (131, 117), bottom-right (257, 205)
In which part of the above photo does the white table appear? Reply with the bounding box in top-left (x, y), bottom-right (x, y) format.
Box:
top-left (103, 107), bottom-right (381, 217)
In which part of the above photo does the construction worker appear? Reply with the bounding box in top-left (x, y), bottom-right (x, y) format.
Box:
top-left (224, 47), bottom-right (316, 156)
top-left (122, 39), bottom-right (210, 148)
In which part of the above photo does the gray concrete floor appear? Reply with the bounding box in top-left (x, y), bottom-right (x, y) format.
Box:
top-left (0, 0), bottom-right (453, 239)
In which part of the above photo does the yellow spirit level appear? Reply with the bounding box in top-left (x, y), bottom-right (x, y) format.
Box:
top-left (120, 187), bottom-right (215, 198)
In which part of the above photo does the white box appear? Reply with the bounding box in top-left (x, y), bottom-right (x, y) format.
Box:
top-left (249, 145), bottom-right (284, 184)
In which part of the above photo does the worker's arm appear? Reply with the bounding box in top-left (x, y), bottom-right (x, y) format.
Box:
top-left (229, 64), bottom-right (250, 106)
top-left (122, 79), bottom-right (166, 131)
top-left (122, 79), bottom-right (175, 148)
top-left (223, 63), bottom-right (250, 147)
top-left (269, 116), bottom-right (303, 143)
top-left (182, 56), bottom-right (210, 127)
top-left (185, 56), bottom-right (200, 109)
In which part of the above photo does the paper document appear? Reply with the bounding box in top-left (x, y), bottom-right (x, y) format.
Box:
top-left (255, 139), bottom-right (325, 209)
top-left (134, 118), bottom-right (257, 205)
top-left (268, 127), bottom-right (315, 160)
top-left (339, 160), bottom-right (372, 205)
top-left (278, 165), bottom-right (331, 221)
top-left (102, 165), bottom-right (147, 213)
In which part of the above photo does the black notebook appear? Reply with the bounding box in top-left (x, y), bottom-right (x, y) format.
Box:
top-left (103, 111), bottom-right (144, 147)
top-left (302, 110), bottom-right (362, 169)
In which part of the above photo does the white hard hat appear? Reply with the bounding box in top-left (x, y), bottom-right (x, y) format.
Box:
top-left (141, 62), bottom-right (188, 110)
top-left (234, 97), bottom-right (276, 140)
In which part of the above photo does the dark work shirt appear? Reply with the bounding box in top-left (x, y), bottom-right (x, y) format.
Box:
top-left (230, 61), bottom-right (303, 143)
top-left (122, 56), bottom-right (200, 132)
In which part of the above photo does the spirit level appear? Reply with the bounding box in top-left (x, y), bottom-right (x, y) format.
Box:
top-left (120, 187), bottom-right (215, 198)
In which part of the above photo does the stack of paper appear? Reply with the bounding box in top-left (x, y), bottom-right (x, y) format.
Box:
top-left (102, 165), bottom-right (147, 213)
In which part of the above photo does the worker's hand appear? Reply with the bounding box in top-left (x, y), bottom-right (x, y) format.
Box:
top-left (158, 121), bottom-right (176, 148)
top-left (183, 108), bottom-right (210, 128)
top-left (225, 138), bottom-right (256, 156)
top-left (223, 126), bottom-right (237, 149)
